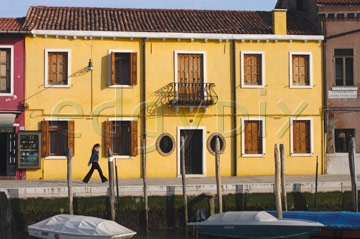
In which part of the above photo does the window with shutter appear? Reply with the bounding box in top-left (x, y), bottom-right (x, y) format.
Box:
top-left (335, 49), bottom-right (354, 86)
top-left (110, 52), bottom-right (137, 86)
top-left (48, 52), bottom-right (68, 85)
top-left (177, 54), bottom-right (204, 102)
top-left (0, 48), bottom-right (11, 94)
top-left (292, 55), bottom-right (310, 86)
top-left (292, 120), bottom-right (311, 154)
top-left (244, 120), bottom-right (263, 155)
top-left (243, 54), bottom-right (262, 86)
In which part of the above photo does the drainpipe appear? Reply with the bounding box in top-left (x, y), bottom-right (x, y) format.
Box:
top-left (142, 38), bottom-right (147, 159)
top-left (232, 40), bottom-right (237, 176)
top-left (321, 15), bottom-right (327, 174)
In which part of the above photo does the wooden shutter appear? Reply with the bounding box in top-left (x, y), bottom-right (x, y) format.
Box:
top-left (292, 55), bottom-right (309, 86)
top-left (104, 121), bottom-right (113, 157)
top-left (41, 121), bottom-right (50, 157)
top-left (48, 52), bottom-right (68, 85)
top-left (130, 121), bottom-right (138, 156)
top-left (67, 121), bottom-right (75, 156)
top-left (244, 54), bottom-right (262, 86)
top-left (293, 120), bottom-right (310, 154)
top-left (130, 53), bottom-right (137, 85)
top-left (111, 52), bottom-right (116, 85)
top-left (244, 121), bottom-right (262, 155)
top-left (0, 49), bottom-right (10, 93)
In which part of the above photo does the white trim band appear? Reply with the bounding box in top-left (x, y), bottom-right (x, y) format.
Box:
top-left (31, 30), bottom-right (324, 41)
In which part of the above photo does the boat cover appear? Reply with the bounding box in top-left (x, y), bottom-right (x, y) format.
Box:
top-left (28, 214), bottom-right (135, 236)
top-left (268, 211), bottom-right (360, 230)
top-left (206, 211), bottom-right (277, 223)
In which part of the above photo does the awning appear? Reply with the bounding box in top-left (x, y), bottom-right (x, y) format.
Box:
top-left (0, 114), bottom-right (16, 127)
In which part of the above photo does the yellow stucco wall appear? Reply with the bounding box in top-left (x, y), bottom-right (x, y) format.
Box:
top-left (24, 35), bottom-right (323, 179)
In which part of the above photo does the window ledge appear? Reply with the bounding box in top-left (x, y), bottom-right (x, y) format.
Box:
top-left (241, 85), bottom-right (265, 89)
top-left (332, 87), bottom-right (357, 91)
top-left (242, 154), bottom-right (265, 158)
top-left (45, 85), bottom-right (71, 88)
top-left (45, 156), bottom-right (67, 160)
top-left (291, 153), bottom-right (314, 157)
top-left (0, 93), bottom-right (14, 96)
top-left (109, 85), bottom-right (134, 88)
top-left (290, 86), bottom-right (313, 89)
top-left (112, 155), bottom-right (134, 159)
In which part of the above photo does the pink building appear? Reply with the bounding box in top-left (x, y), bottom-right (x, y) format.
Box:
top-left (0, 18), bottom-right (27, 179)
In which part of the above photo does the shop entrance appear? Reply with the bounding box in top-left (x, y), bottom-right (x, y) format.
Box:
top-left (0, 132), bottom-right (16, 177)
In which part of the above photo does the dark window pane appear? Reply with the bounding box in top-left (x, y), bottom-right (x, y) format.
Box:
top-left (114, 53), bottom-right (130, 85)
top-left (335, 129), bottom-right (355, 153)
top-left (335, 49), bottom-right (353, 57)
top-left (159, 136), bottom-right (174, 154)
top-left (49, 121), bottom-right (68, 156)
top-left (345, 58), bottom-right (354, 86)
top-left (296, 0), bottom-right (304, 10)
top-left (335, 58), bottom-right (344, 86)
top-left (113, 121), bottom-right (131, 155)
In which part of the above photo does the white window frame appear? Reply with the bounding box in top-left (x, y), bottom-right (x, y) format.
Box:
top-left (45, 49), bottom-right (71, 88)
top-left (0, 45), bottom-right (14, 96)
top-left (289, 52), bottom-right (313, 89)
top-left (290, 117), bottom-right (314, 157)
top-left (241, 118), bottom-right (266, 157)
top-left (44, 118), bottom-right (70, 159)
top-left (241, 51), bottom-right (265, 88)
top-left (108, 49), bottom-right (135, 88)
top-left (174, 51), bottom-right (207, 99)
top-left (177, 126), bottom-right (206, 177)
top-left (108, 117), bottom-right (135, 159)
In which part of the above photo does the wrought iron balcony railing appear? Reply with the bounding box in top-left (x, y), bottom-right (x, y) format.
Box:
top-left (167, 83), bottom-right (218, 107)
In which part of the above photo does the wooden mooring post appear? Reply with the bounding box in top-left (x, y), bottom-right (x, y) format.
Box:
top-left (274, 144), bottom-right (282, 219)
top-left (141, 139), bottom-right (149, 234)
top-left (348, 137), bottom-right (358, 212)
top-left (115, 158), bottom-right (120, 220)
top-left (315, 156), bottom-right (319, 211)
top-left (215, 137), bottom-right (223, 213)
top-left (280, 144), bottom-right (287, 211)
top-left (181, 136), bottom-right (188, 237)
top-left (108, 148), bottom-right (115, 221)
top-left (67, 148), bottom-right (73, 215)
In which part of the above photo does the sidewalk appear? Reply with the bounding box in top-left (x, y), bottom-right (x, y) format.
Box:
top-left (0, 175), bottom-right (357, 199)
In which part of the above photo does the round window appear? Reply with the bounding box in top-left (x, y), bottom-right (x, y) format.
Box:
top-left (207, 133), bottom-right (226, 155)
top-left (156, 133), bottom-right (175, 156)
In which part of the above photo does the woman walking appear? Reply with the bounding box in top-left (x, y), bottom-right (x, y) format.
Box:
top-left (83, 143), bottom-right (108, 183)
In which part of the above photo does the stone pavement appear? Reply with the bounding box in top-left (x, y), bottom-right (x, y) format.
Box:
top-left (0, 175), bottom-right (357, 199)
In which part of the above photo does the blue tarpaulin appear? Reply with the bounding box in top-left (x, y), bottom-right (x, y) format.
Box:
top-left (268, 211), bottom-right (360, 230)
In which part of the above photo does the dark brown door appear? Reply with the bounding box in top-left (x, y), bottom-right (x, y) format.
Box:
top-left (0, 133), bottom-right (15, 176)
top-left (180, 129), bottom-right (203, 175)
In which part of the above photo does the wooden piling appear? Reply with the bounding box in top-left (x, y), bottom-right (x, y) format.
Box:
top-left (115, 158), bottom-right (120, 220)
top-left (181, 136), bottom-right (188, 237)
top-left (348, 137), bottom-right (358, 212)
top-left (280, 144), bottom-right (287, 211)
top-left (108, 148), bottom-right (115, 221)
top-left (315, 156), bottom-right (319, 211)
top-left (67, 148), bottom-right (73, 215)
top-left (274, 144), bottom-right (282, 219)
top-left (141, 139), bottom-right (149, 233)
top-left (215, 136), bottom-right (223, 213)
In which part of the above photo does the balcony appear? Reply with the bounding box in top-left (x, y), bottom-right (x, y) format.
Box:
top-left (166, 83), bottom-right (218, 112)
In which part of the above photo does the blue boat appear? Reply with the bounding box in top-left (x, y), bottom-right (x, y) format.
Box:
top-left (188, 211), bottom-right (324, 238)
top-left (268, 211), bottom-right (360, 238)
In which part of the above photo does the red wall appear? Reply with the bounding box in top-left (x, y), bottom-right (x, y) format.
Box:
top-left (0, 34), bottom-right (25, 112)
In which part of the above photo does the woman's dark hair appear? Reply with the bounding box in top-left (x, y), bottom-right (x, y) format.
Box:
top-left (92, 143), bottom-right (100, 150)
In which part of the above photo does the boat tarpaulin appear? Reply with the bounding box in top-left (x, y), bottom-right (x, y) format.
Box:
top-left (268, 211), bottom-right (360, 230)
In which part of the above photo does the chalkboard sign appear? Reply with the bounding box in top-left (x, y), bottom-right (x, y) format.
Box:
top-left (17, 131), bottom-right (41, 169)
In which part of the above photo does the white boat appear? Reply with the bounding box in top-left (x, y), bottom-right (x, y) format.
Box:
top-left (28, 214), bottom-right (136, 239)
top-left (188, 211), bottom-right (324, 238)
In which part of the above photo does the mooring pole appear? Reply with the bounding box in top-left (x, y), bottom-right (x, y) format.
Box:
top-left (67, 148), bottom-right (73, 215)
top-left (215, 137), bottom-right (223, 213)
top-left (280, 144), bottom-right (287, 211)
top-left (274, 144), bottom-right (282, 219)
top-left (349, 137), bottom-right (358, 212)
top-left (108, 148), bottom-right (115, 221)
top-left (181, 136), bottom-right (188, 237)
top-left (141, 139), bottom-right (149, 234)
top-left (315, 156), bottom-right (319, 211)
top-left (115, 158), bottom-right (120, 220)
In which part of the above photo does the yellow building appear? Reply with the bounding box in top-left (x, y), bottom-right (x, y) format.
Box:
top-left (23, 6), bottom-right (324, 179)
